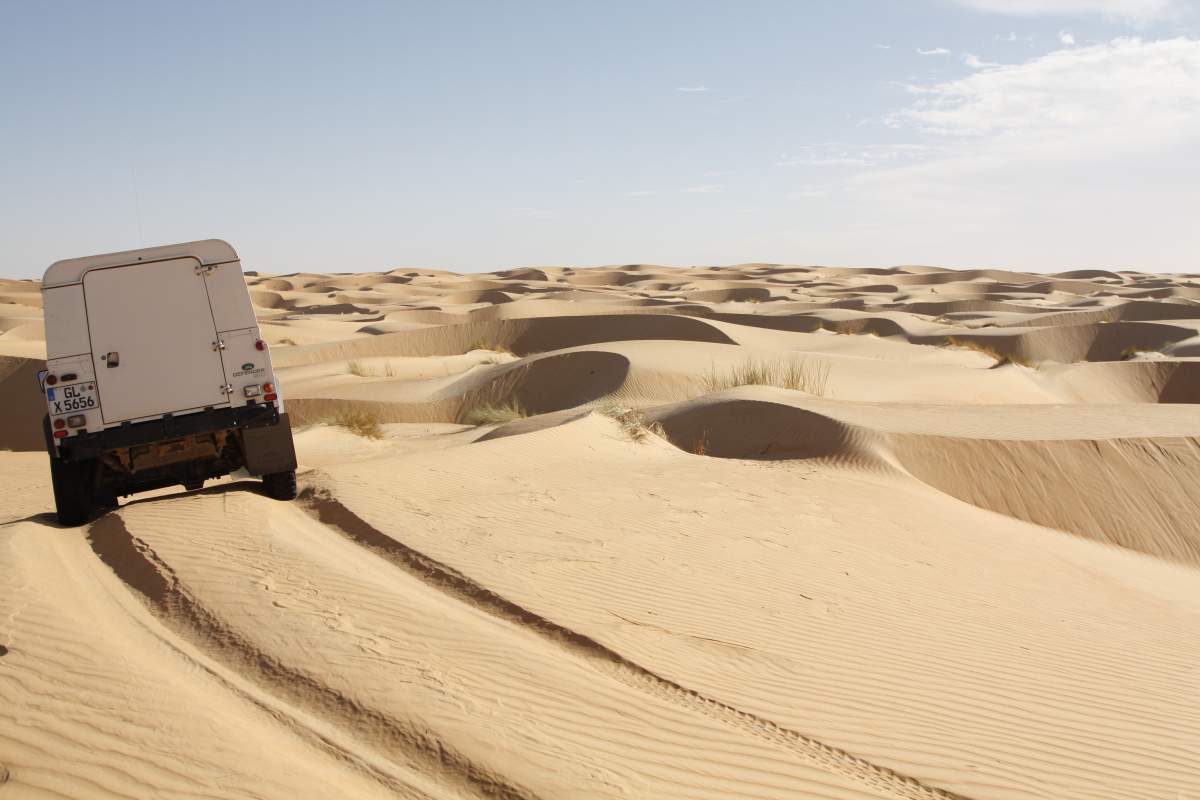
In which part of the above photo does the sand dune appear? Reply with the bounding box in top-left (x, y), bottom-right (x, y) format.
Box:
top-left (2, 264), bottom-right (1199, 799)
top-left (648, 389), bottom-right (1200, 564)
top-left (0, 356), bottom-right (50, 451)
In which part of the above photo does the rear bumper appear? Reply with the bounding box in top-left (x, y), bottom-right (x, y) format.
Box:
top-left (52, 403), bottom-right (282, 462)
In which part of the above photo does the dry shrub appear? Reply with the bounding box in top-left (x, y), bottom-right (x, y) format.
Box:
top-left (944, 336), bottom-right (1032, 368)
top-left (1120, 344), bottom-right (1166, 360)
top-left (318, 410), bottom-right (384, 439)
top-left (702, 357), bottom-right (830, 396)
top-left (597, 401), bottom-right (665, 441)
top-left (468, 338), bottom-right (513, 355)
top-left (462, 401), bottom-right (526, 426)
top-left (347, 360), bottom-right (403, 378)
top-left (837, 318), bottom-right (871, 335)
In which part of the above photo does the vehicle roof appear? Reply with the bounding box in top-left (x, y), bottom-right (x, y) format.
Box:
top-left (42, 239), bottom-right (239, 288)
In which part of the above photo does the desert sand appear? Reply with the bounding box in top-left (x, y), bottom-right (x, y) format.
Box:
top-left (2, 263), bottom-right (1199, 799)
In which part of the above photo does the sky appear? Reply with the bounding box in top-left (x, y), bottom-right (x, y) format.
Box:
top-left (1, 0), bottom-right (1198, 278)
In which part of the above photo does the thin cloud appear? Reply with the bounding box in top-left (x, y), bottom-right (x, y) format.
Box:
top-left (1059, 31), bottom-right (1077, 44)
top-left (777, 157), bottom-right (869, 167)
top-left (625, 189), bottom-right (657, 197)
top-left (676, 86), bottom-right (709, 92)
top-left (994, 31), bottom-right (1036, 42)
top-left (889, 37), bottom-right (1200, 152)
top-left (788, 189), bottom-right (829, 199)
top-left (832, 36), bottom-right (1200, 272)
top-left (876, 44), bottom-right (892, 49)
top-left (685, 184), bottom-right (724, 193)
top-left (918, 47), bottom-right (952, 55)
top-left (776, 144), bottom-right (936, 169)
top-left (511, 207), bottom-right (556, 219)
top-left (964, 53), bottom-right (1003, 68)
top-left (949, 0), bottom-right (1181, 25)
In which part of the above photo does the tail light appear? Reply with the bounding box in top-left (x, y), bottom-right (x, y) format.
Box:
top-left (243, 385), bottom-right (261, 397)
top-left (53, 430), bottom-right (68, 439)
top-left (67, 414), bottom-right (86, 428)
top-left (46, 374), bottom-right (58, 386)
top-left (255, 340), bottom-right (266, 351)
top-left (262, 382), bottom-right (274, 394)
top-left (53, 418), bottom-right (65, 429)
top-left (264, 393), bottom-right (278, 402)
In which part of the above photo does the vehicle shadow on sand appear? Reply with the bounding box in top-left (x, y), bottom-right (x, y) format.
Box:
top-left (115, 479), bottom-right (272, 515)
top-left (13, 480), bottom-right (273, 529)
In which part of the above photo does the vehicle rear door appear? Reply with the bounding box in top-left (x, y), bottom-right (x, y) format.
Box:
top-left (84, 257), bottom-right (231, 424)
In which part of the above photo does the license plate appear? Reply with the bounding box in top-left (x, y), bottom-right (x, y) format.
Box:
top-left (49, 382), bottom-right (99, 414)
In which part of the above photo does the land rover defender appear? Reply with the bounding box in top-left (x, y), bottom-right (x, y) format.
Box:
top-left (40, 239), bottom-right (297, 526)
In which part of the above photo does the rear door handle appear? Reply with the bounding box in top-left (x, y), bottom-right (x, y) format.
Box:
top-left (102, 351), bottom-right (120, 368)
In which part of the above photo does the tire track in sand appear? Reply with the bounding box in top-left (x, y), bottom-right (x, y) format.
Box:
top-left (298, 485), bottom-right (973, 800)
top-left (86, 512), bottom-right (543, 800)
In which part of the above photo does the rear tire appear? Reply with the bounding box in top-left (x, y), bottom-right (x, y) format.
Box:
top-left (50, 458), bottom-right (94, 527)
top-left (262, 470), bottom-right (297, 501)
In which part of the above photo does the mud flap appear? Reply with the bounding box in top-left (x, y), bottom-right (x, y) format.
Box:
top-left (242, 413), bottom-right (298, 476)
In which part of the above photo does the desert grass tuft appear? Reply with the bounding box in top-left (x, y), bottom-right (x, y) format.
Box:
top-left (701, 357), bottom-right (830, 396)
top-left (316, 410), bottom-right (384, 439)
top-left (468, 338), bottom-right (514, 356)
top-left (461, 400), bottom-right (527, 426)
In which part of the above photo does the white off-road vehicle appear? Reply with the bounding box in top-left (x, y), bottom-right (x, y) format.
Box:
top-left (40, 239), bottom-right (297, 526)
